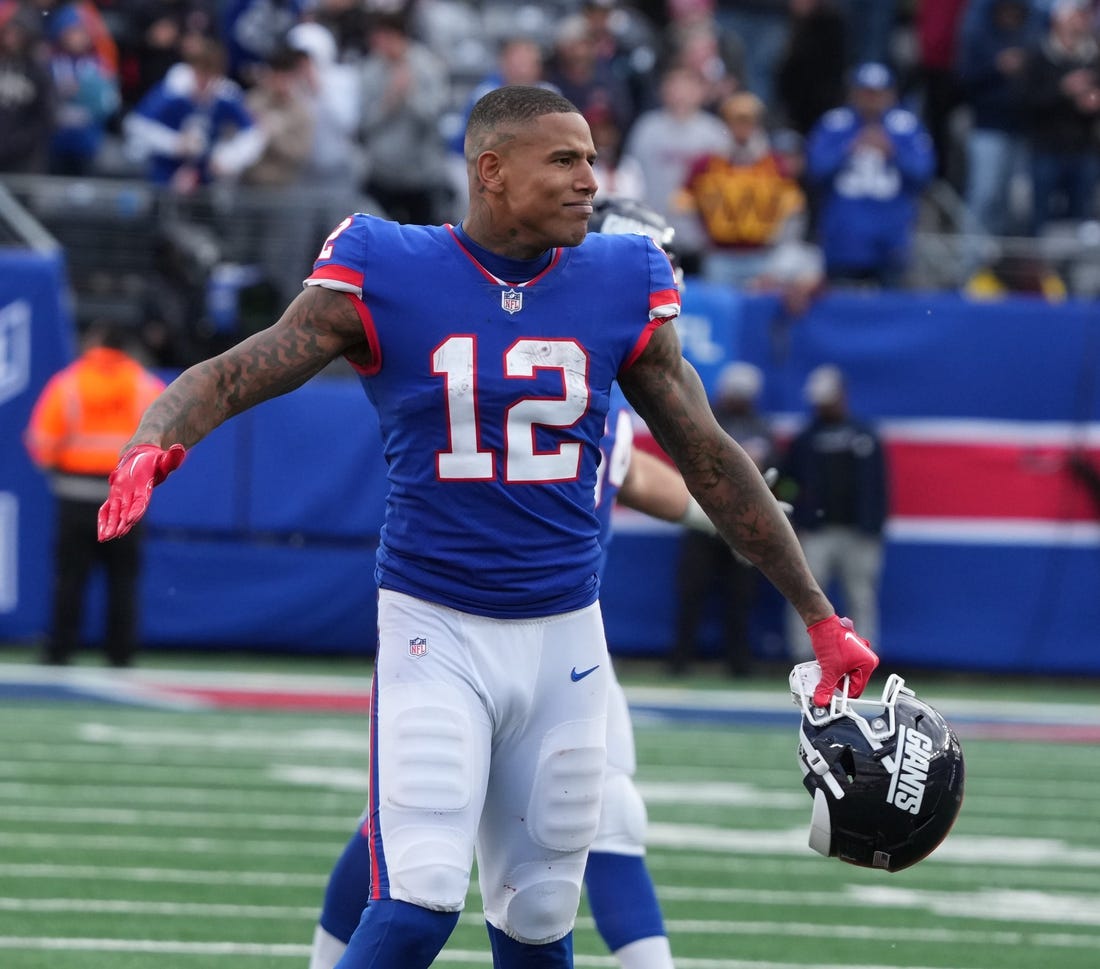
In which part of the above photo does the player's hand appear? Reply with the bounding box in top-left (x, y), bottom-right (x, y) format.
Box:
top-left (97, 444), bottom-right (186, 542)
top-left (806, 614), bottom-right (878, 707)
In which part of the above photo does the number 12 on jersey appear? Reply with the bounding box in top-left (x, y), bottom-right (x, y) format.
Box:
top-left (433, 335), bottom-right (590, 484)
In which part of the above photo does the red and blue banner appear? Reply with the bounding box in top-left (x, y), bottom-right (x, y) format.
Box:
top-left (607, 286), bottom-right (1100, 674)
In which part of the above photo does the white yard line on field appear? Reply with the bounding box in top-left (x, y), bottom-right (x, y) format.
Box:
top-left (3, 864), bottom-right (1100, 930)
top-left (0, 898), bottom-right (1097, 950)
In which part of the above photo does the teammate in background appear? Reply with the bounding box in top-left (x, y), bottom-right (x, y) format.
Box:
top-left (98, 86), bottom-right (876, 969)
top-left (309, 201), bottom-right (717, 969)
top-left (572, 392), bottom-right (714, 969)
top-left (24, 320), bottom-right (166, 666)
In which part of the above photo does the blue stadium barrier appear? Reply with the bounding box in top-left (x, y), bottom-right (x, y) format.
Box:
top-left (5, 273), bottom-right (1100, 674)
top-left (0, 248), bottom-right (75, 641)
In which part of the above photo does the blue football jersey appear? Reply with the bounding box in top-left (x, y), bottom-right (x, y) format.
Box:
top-left (306, 214), bottom-right (680, 618)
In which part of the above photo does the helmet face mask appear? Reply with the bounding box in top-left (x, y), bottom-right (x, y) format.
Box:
top-left (790, 662), bottom-right (966, 872)
top-left (590, 196), bottom-right (684, 289)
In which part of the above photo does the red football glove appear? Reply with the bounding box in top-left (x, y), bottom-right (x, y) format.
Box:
top-left (97, 443), bottom-right (186, 541)
top-left (807, 614), bottom-right (878, 707)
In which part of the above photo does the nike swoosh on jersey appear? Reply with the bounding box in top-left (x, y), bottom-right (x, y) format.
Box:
top-left (570, 664), bottom-right (600, 682)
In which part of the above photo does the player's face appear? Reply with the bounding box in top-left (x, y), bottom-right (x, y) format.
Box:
top-left (498, 112), bottom-right (598, 253)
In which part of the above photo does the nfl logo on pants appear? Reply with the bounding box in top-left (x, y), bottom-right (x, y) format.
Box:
top-left (408, 636), bottom-right (428, 657)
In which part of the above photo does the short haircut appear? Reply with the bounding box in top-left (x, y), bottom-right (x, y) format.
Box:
top-left (465, 85), bottom-right (580, 161)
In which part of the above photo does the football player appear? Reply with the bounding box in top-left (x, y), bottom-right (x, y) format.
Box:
top-left (309, 200), bottom-right (718, 969)
top-left (99, 86), bottom-right (876, 969)
top-left (310, 380), bottom-right (716, 969)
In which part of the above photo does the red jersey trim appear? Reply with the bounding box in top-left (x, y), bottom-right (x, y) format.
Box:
top-left (342, 293), bottom-right (382, 377)
top-left (307, 264), bottom-right (364, 292)
top-left (621, 316), bottom-right (670, 372)
top-left (648, 287), bottom-right (681, 320)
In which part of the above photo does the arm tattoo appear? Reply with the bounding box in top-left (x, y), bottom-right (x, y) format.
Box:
top-left (620, 325), bottom-right (831, 623)
top-left (127, 286), bottom-right (367, 451)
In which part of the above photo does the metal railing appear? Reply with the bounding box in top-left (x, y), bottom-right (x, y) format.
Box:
top-left (0, 180), bottom-right (60, 252)
top-left (1, 174), bottom-right (381, 357)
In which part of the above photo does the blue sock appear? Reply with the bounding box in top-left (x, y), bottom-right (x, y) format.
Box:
top-left (319, 830), bottom-right (374, 944)
top-left (486, 923), bottom-right (573, 968)
top-left (583, 851), bottom-right (667, 952)
top-left (335, 898), bottom-right (458, 969)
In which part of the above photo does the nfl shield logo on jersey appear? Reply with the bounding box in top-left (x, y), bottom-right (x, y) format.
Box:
top-left (408, 636), bottom-right (428, 657)
top-left (501, 288), bottom-right (523, 314)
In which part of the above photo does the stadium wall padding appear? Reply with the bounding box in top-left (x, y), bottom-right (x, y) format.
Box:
top-left (0, 248), bottom-right (75, 641)
top-left (5, 274), bottom-right (1100, 673)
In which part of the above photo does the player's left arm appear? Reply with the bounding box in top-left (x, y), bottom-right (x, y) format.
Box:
top-left (618, 322), bottom-right (831, 627)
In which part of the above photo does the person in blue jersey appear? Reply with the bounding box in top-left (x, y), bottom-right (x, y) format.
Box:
top-left (805, 62), bottom-right (936, 288)
top-left (307, 201), bottom-right (715, 969)
top-left (97, 86), bottom-right (877, 969)
top-left (122, 36), bottom-right (264, 191)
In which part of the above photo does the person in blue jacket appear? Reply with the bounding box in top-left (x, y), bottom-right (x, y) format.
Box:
top-left (122, 35), bottom-right (263, 190)
top-left (805, 62), bottom-right (935, 288)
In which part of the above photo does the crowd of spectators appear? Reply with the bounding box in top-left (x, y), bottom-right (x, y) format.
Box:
top-left (2, 0), bottom-right (1100, 363)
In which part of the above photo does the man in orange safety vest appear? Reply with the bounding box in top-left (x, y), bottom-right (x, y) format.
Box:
top-left (24, 320), bottom-right (165, 666)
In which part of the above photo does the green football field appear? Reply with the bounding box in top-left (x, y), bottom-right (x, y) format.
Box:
top-left (0, 655), bottom-right (1098, 969)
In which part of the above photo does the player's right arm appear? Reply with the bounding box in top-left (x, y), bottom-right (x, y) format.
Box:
top-left (126, 286), bottom-right (367, 450)
top-left (98, 286), bottom-right (369, 540)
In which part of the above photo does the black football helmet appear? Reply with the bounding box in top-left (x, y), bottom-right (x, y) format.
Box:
top-left (589, 196), bottom-right (683, 288)
top-left (789, 661), bottom-right (965, 872)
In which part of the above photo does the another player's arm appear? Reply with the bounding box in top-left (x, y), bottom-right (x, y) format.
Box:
top-left (618, 323), bottom-right (832, 627)
top-left (122, 286), bottom-right (368, 450)
top-left (617, 447), bottom-right (712, 528)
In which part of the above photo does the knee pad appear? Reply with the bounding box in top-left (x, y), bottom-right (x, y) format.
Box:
top-left (590, 769), bottom-right (647, 856)
top-left (495, 859), bottom-right (585, 944)
top-left (526, 719), bottom-right (606, 853)
top-left (385, 825), bottom-right (472, 910)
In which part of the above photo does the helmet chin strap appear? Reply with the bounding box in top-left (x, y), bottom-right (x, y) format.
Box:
top-left (798, 722), bottom-right (846, 800)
